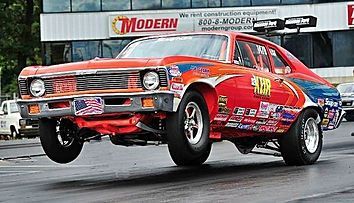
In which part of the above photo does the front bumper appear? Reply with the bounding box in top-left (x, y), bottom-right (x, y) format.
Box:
top-left (17, 92), bottom-right (174, 118)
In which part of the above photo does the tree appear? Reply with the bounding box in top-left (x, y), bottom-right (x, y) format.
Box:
top-left (0, 0), bottom-right (41, 96)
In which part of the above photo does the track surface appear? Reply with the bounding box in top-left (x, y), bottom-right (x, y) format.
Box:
top-left (0, 122), bottom-right (354, 202)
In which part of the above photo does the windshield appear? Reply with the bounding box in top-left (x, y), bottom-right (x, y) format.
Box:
top-left (337, 84), bottom-right (354, 94)
top-left (10, 102), bottom-right (19, 113)
top-left (118, 34), bottom-right (229, 61)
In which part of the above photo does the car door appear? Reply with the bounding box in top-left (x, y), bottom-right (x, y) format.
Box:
top-left (226, 39), bottom-right (298, 132)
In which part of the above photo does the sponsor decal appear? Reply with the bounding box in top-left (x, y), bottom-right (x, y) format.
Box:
top-left (168, 65), bottom-right (182, 77)
top-left (251, 75), bottom-right (271, 97)
top-left (218, 95), bottom-right (230, 114)
top-left (214, 114), bottom-right (229, 121)
top-left (233, 107), bottom-right (245, 116)
top-left (171, 77), bottom-right (183, 83)
top-left (237, 124), bottom-right (251, 130)
top-left (229, 115), bottom-right (243, 122)
top-left (245, 108), bottom-right (257, 117)
top-left (266, 120), bottom-right (278, 126)
top-left (225, 122), bottom-right (240, 128)
top-left (276, 128), bottom-right (286, 133)
top-left (259, 125), bottom-right (277, 132)
top-left (348, 4), bottom-right (354, 27)
top-left (321, 118), bottom-right (329, 126)
top-left (242, 117), bottom-right (257, 124)
top-left (170, 83), bottom-right (184, 98)
top-left (191, 66), bottom-right (210, 77)
top-left (257, 101), bottom-right (270, 118)
top-left (111, 15), bottom-right (178, 35)
top-left (317, 98), bottom-right (325, 107)
top-left (252, 124), bottom-right (260, 131)
top-left (256, 118), bottom-right (267, 125)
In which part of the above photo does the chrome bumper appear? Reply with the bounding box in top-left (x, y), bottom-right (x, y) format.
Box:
top-left (17, 92), bottom-right (174, 118)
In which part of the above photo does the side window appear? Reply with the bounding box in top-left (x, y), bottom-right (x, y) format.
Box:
top-left (269, 48), bottom-right (292, 75)
top-left (233, 43), bottom-right (243, 65)
top-left (237, 41), bottom-right (270, 72)
top-left (2, 103), bottom-right (8, 115)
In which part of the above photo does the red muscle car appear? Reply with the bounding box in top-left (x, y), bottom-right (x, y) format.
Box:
top-left (17, 32), bottom-right (344, 166)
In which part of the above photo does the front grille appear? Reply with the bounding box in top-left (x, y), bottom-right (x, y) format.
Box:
top-left (18, 79), bottom-right (29, 95)
top-left (158, 69), bottom-right (168, 87)
top-left (19, 69), bottom-right (169, 96)
top-left (76, 71), bottom-right (141, 91)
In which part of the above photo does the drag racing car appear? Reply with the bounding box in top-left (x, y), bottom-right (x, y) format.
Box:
top-left (17, 31), bottom-right (344, 166)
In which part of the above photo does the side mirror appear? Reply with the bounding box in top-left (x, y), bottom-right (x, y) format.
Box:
top-left (0, 110), bottom-right (4, 115)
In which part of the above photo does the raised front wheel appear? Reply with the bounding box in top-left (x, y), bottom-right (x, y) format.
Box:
top-left (166, 91), bottom-right (211, 166)
top-left (40, 118), bottom-right (83, 164)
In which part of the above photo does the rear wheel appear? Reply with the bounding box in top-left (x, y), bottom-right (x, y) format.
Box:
top-left (166, 91), bottom-right (211, 166)
top-left (279, 109), bottom-right (322, 166)
top-left (40, 118), bottom-right (83, 164)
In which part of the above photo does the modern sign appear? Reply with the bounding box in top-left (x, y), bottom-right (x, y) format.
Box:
top-left (348, 3), bottom-right (354, 27)
top-left (109, 8), bottom-right (278, 37)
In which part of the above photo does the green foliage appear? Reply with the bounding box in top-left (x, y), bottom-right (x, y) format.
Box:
top-left (0, 0), bottom-right (41, 96)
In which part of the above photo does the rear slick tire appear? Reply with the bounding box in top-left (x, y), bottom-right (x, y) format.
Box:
top-left (166, 91), bottom-right (211, 166)
top-left (40, 118), bottom-right (83, 164)
top-left (279, 109), bottom-right (322, 166)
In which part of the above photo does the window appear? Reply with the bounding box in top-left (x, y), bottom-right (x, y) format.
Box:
top-left (72, 41), bottom-right (101, 62)
top-left (252, 0), bottom-right (280, 6)
top-left (102, 0), bottom-right (131, 10)
top-left (332, 30), bottom-right (354, 67)
top-left (103, 40), bottom-right (132, 58)
top-left (162, 0), bottom-right (190, 8)
top-left (43, 0), bottom-right (70, 12)
top-left (72, 0), bottom-right (100, 12)
top-left (119, 34), bottom-right (228, 61)
top-left (283, 34), bottom-right (312, 67)
top-left (132, 0), bottom-right (161, 10)
top-left (281, 0), bottom-right (312, 4)
top-left (9, 102), bottom-right (19, 113)
top-left (237, 41), bottom-right (270, 72)
top-left (269, 48), bottom-right (291, 74)
top-left (2, 103), bottom-right (8, 115)
top-left (222, 0), bottom-right (251, 7)
top-left (313, 32), bottom-right (333, 68)
top-left (192, 0), bottom-right (221, 7)
top-left (44, 42), bottom-right (72, 65)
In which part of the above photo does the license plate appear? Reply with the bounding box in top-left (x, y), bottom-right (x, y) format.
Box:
top-left (73, 97), bottom-right (104, 116)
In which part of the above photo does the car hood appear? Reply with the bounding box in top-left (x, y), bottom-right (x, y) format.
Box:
top-left (21, 56), bottom-right (217, 76)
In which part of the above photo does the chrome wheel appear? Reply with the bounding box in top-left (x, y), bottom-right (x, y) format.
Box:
top-left (57, 120), bottom-right (76, 147)
top-left (304, 117), bottom-right (319, 153)
top-left (184, 102), bottom-right (203, 145)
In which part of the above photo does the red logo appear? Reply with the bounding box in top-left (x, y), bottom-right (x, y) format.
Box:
top-left (112, 16), bottom-right (178, 35)
top-left (348, 4), bottom-right (354, 27)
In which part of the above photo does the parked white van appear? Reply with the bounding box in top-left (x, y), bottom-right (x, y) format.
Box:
top-left (0, 100), bottom-right (38, 138)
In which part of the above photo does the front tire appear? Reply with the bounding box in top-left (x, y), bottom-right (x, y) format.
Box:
top-left (279, 109), bottom-right (322, 166)
top-left (166, 91), bottom-right (211, 166)
top-left (40, 118), bottom-right (83, 164)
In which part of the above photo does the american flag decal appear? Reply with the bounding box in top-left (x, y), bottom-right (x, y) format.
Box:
top-left (74, 97), bottom-right (103, 116)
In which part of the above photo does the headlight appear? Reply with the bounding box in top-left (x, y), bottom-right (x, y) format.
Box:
top-left (19, 119), bottom-right (27, 127)
top-left (142, 72), bottom-right (159, 90)
top-left (29, 79), bottom-right (45, 97)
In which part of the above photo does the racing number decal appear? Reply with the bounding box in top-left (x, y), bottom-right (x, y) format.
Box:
top-left (251, 75), bottom-right (271, 97)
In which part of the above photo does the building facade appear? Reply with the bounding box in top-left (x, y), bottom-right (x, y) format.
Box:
top-left (41, 0), bottom-right (354, 82)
